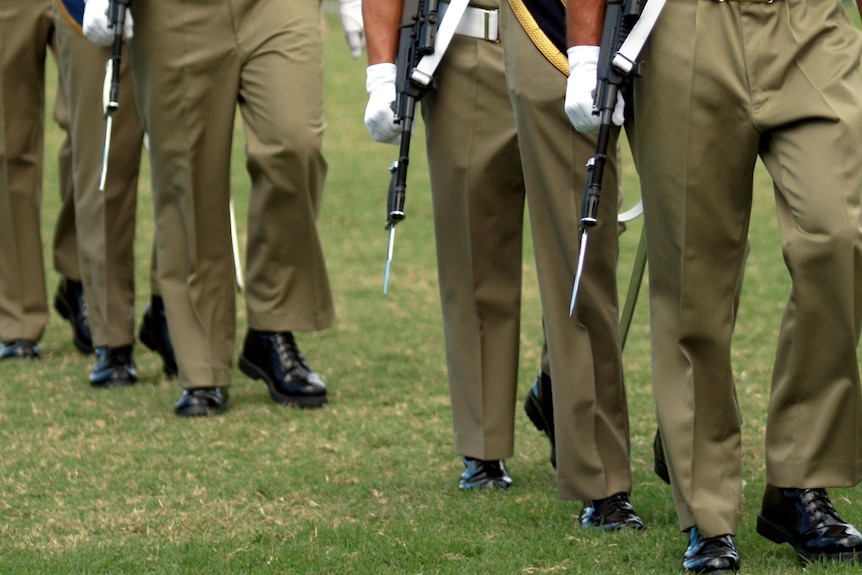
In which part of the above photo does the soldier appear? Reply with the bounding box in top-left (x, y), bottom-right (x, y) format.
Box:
top-left (0, 0), bottom-right (91, 361)
top-left (84, 0), bottom-right (334, 416)
top-left (501, 0), bottom-right (643, 528)
top-left (54, 0), bottom-right (175, 386)
top-left (363, 0), bottom-right (531, 489)
top-left (568, 0), bottom-right (862, 570)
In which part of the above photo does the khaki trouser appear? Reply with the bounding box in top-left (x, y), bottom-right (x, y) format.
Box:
top-left (422, 18), bottom-right (527, 461)
top-left (502, 1), bottom-right (633, 501)
top-left (636, 0), bottom-right (862, 537)
top-left (0, 0), bottom-right (79, 343)
top-left (53, 8), bottom-right (159, 348)
top-left (128, 0), bottom-right (333, 388)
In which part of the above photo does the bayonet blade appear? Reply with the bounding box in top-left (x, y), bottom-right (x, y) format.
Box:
top-left (98, 114), bottom-right (113, 192)
top-left (569, 229), bottom-right (589, 316)
top-left (383, 223), bottom-right (396, 295)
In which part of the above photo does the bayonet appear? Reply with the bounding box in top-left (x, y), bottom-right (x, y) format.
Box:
top-left (98, 0), bottom-right (130, 191)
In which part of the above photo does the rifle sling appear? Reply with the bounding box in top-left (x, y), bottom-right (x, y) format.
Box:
top-left (613, 0), bottom-right (667, 74)
top-left (412, 0), bottom-right (472, 86)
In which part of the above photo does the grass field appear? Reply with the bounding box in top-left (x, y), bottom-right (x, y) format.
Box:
top-left (2, 5), bottom-right (862, 574)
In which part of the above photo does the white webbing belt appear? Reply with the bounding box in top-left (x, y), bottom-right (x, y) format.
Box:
top-left (411, 0), bottom-right (499, 87)
top-left (454, 5), bottom-right (499, 42)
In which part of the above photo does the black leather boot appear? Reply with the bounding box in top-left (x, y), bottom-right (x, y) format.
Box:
top-left (89, 346), bottom-right (138, 388)
top-left (523, 371), bottom-right (555, 467)
top-left (757, 485), bottom-right (862, 564)
top-left (239, 330), bottom-right (327, 408)
top-left (54, 277), bottom-right (93, 354)
top-left (138, 296), bottom-right (178, 378)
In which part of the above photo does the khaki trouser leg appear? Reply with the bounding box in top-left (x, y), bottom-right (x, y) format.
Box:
top-left (636, 0), bottom-right (750, 537)
top-left (0, 2), bottom-right (55, 342)
top-left (52, 83), bottom-right (80, 283)
top-left (53, 10), bottom-right (144, 348)
top-left (129, 0), bottom-right (239, 388)
top-left (636, 0), bottom-right (862, 537)
top-left (239, 0), bottom-right (333, 333)
top-left (756, 0), bottom-right (862, 489)
top-left (423, 35), bottom-right (525, 461)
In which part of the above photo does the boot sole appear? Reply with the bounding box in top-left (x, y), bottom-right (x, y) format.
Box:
top-left (175, 399), bottom-right (230, 417)
top-left (459, 477), bottom-right (511, 490)
top-left (91, 377), bottom-right (137, 389)
top-left (238, 355), bottom-right (327, 408)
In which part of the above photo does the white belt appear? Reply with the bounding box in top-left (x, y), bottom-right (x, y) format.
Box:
top-left (440, 2), bottom-right (500, 42)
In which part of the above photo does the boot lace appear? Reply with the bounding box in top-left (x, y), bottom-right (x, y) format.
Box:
top-left (798, 489), bottom-right (838, 525)
top-left (272, 332), bottom-right (310, 372)
top-left (600, 492), bottom-right (636, 523)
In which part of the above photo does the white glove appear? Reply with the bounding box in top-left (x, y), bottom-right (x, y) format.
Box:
top-left (364, 63), bottom-right (401, 145)
top-left (340, 0), bottom-right (365, 59)
top-left (564, 46), bottom-right (624, 134)
top-left (83, 0), bottom-right (134, 47)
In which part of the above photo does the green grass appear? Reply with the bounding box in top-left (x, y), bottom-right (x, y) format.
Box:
top-left (3, 5), bottom-right (862, 574)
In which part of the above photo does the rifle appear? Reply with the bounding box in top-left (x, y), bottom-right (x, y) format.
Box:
top-left (568, 0), bottom-right (645, 316)
top-left (382, 0), bottom-right (439, 294)
top-left (98, 0), bottom-right (131, 192)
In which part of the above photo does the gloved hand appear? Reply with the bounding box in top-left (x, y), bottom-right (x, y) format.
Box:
top-left (83, 0), bottom-right (134, 47)
top-left (564, 46), bottom-right (624, 134)
top-left (364, 63), bottom-right (401, 145)
top-left (340, 0), bottom-right (365, 59)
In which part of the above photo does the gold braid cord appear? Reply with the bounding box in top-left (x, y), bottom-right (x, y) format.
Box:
top-left (507, 0), bottom-right (568, 75)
